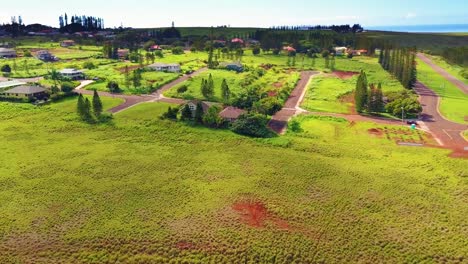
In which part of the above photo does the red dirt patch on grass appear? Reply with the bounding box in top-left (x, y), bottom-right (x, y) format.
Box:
top-left (176, 241), bottom-right (196, 250)
top-left (368, 128), bottom-right (384, 137)
top-left (232, 201), bottom-right (268, 227)
top-left (118, 65), bottom-right (141, 73)
top-left (333, 71), bottom-right (359, 79)
top-left (232, 200), bottom-right (290, 230)
top-left (268, 91), bottom-right (278, 97)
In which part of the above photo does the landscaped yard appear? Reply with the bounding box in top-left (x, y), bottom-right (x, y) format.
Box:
top-left (0, 100), bottom-right (466, 263)
top-left (417, 57), bottom-right (468, 124)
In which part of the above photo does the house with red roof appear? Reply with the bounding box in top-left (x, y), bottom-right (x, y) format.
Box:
top-left (219, 106), bottom-right (246, 122)
top-left (231, 38), bottom-right (244, 44)
top-left (149, 45), bottom-right (162, 51)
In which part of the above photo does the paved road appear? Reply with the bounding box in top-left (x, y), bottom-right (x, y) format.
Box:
top-left (414, 81), bottom-right (467, 156)
top-left (0, 76), bottom-right (44, 83)
top-left (268, 71), bottom-right (319, 133)
top-left (74, 68), bottom-right (207, 113)
top-left (417, 53), bottom-right (468, 94)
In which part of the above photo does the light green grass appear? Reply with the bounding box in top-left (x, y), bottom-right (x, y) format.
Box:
top-left (301, 75), bottom-right (355, 113)
top-left (0, 100), bottom-right (466, 263)
top-left (417, 57), bottom-right (468, 124)
top-left (424, 54), bottom-right (468, 85)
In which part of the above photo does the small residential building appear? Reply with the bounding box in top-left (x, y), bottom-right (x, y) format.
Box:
top-left (186, 100), bottom-right (213, 116)
top-left (148, 63), bottom-right (181, 73)
top-left (117, 49), bottom-right (129, 59)
top-left (36, 50), bottom-right (57, 61)
top-left (0, 80), bottom-right (26, 92)
top-left (247, 39), bottom-right (260, 46)
top-left (283, 46), bottom-right (296, 53)
top-left (219, 106), bottom-right (246, 122)
top-left (334, 47), bottom-right (347, 56)
top-left (220, 62), bottom-right (243, 72)
top-left (231, 38), bottom-right (244, 45)
top-left (352, 49), bottom-right (368, 56)
top-left (60, 40), bottom-right (75, 47)
top-left (0, 48), bottom-right (16, 58)
top-left (149, 45), bottom-right (162, 51)
top-left (59, 68), bottom-right (85, 80)
top-left (1, 85), bottom-right (47, 99)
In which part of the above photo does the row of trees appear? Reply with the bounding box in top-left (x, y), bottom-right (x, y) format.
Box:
top-left (59, 13), bottom-right (105, 31)
top-left (76, 91), bottom-right (104, 123)
top-left (441, 46), bottom-right (468, 66)
top-left (379, 46), bottom-right (417, 89)
top-left (198, 74), bottom-right (231, 102)
top-left (354, 71), bottom-right (384, 113)
top-left (268, 24), bottom-right (363, 33)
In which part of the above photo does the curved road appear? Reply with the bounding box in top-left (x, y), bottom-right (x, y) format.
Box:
top-left (74, 68), bottom-right (207, 113)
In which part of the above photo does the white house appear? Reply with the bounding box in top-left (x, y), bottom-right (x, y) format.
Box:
top-left (334, 47), bottom-right (347, 56)
top-left (59, 68), bottom-right (84, 80)
top-left (0, 48), bottom-right (16, 58)
top-left (148, 63), bottom-right (181, 73)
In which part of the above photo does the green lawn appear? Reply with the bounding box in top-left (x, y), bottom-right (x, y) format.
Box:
top-left (301, 75), bottom-right (355, 114)
top-left (424, 54), bottom-right (468, 85)
top-left (0, 100), bottom-right (466, 263)
top-left (417, 57), bottom-right (468, 124)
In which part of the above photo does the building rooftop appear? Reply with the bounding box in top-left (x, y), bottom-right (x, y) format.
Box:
top-left (0, 80), bottom-right (26, 90)
top-left (149, 63), bottom-right (180, 67)
top-left (3, 85), bottom-right (46, 94)
top-left (219, 106), bottom-right (246, 119)
top-left (59, 68), bottom-right (83, 74)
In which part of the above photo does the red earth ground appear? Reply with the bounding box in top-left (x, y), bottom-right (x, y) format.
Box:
top-left (332, 71), bottom-right (359, 79)
top-left (232, 201), bottom-right (289, 230)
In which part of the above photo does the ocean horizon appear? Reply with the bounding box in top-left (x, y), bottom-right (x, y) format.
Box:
top-left (366, 24), bottom-right (468, 33)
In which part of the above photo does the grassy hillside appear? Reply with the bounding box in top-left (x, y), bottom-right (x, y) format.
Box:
top-left (0, 99), bottom-right (466, 263)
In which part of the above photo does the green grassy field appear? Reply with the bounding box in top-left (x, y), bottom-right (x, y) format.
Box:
top-left (301, 75), bottom-right (355, 114)
top-left (423, 54), bottom-right (468, 85)
top-left (417, 58), bottom-right (468, 124)
top-left (0, 99), bottom-right (466, 263)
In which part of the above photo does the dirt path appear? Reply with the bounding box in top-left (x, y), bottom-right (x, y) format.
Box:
top-left (413, 81), bottom-right (468, 156)
top-left (268, 71), bottom-right (319, 133)
top-left (417, 53), bottom-right (468, 94)
top-left (73, 68), bottom-right (207, 114)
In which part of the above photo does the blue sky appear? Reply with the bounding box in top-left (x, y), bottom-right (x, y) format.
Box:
top-left (1, 0), bottom-right (467, 28)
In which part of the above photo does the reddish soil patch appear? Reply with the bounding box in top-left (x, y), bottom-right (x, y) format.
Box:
top-left (273, 82), bottom-right (283, 88)
top-left (333, 71), bottom-right (359, 79)
top-left (268, 91), bottom-right (278, 97)
top-left (176, 241), bottom-right (196, 250)
top-left (232, 200), bottom-right (290, 230)
top-left (339, 92), bottom-right (357, 114)
top-left (232, 201), bottom-right (268, 227)
top-left (118, 65), bottom-right (141, 73)
top-left (368, 128), bottom-right (384, 137)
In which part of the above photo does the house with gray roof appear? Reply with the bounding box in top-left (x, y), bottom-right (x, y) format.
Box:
top-left (0, 48), bottom-right (16, 58)
top-left (1, 85), bottom-right (47, 100)
top-left (148, 63), bottom-right (181, 73)
top-left (59, 68), bottom-right (85, 80)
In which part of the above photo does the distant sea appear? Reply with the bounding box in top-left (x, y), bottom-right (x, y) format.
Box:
top-left (366, 24), bottom-right (468, 33)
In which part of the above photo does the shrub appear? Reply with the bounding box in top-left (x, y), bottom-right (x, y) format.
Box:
top-left (254, 97), bottom-right (283, 115)
top-left (252, 47), bottom-right (261, 55)
top-left (61, 82), bottom-right (75, 93)
top-left (385, 91), bottom-right (422, 117)
top-left (23, 50), bottom-right (32, 57)
top-left (107, 81), bottom-right (121, 93)
top-left (83, 61), bottom-right (96, 70)
top-left (231, 113), bottom-right (274, 138)
top-left (202, 105), bottom-right (224, 128)
top-left (288, 119), bottom-right (303, 133)
top-left (1, 64), bottom-right (11, 73)
top-left (161, 106), bottom-right (179, 120)
top-left (171, 47), bottom-right (184, 55)
top-left (272, 49), bottom-right (280, 55)
top-left (154, 50), bottom-right (164, 58)
top-left (177, 85), bottom-right (188, 93)
top-left (322, 50), bottom-right (330, 58)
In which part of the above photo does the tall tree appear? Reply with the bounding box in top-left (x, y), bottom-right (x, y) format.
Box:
top-left (92, 90), bottom-right (103, 117)
top-left (354, 70), bottom-right (368, 113)
top-left (77, 93), bottom-right (86, 119)
top-left (194, 102), bottom-right (204, 124)
top-left (221, 79), bottom-right (231, 103)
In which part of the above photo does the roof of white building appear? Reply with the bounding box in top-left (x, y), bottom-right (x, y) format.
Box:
top-left (59, 68), bottom-right (84, 74)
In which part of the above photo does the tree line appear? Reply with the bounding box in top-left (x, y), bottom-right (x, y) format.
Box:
top-left (354, 71), bottom-right (384, 113)
top-left (379, 45), bottom-right (417, 89)
top-left (441, 46), bottom-right (468, 66)
top-left (59, 13), bottom-right (105, 32)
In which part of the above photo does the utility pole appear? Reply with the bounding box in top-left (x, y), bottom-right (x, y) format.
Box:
top-left (401, 107), bottom-right (404, 125)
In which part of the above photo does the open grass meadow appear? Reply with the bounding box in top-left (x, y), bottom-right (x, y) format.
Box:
top-left (0, 99), bottom-right (467, 263)
top-left (424, 54), bottom-right (468, 85)
top-left (301, 75), bottom-right (355, 114)
top-left (417, 57), bottom-right (468, 124)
